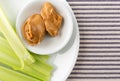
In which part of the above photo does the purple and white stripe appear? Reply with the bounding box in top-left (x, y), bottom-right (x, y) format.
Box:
top-left (66, 0), bottom-right (120, 81)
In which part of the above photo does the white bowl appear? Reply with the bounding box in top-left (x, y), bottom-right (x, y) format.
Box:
top-left (16, 0), bottom-right (73, 55)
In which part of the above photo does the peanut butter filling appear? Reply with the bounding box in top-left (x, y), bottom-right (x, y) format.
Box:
top-left (41, 2), bottom-right (63, 37)
top-left (22, 14), bottom-right (45, 45)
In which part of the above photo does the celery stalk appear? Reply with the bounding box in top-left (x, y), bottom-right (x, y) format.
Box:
top-left (0, 37), bottom-right (21, 69)
top-left (31, 53), bottom-right (49, 62)
top-left (0, 8), bottom-right (35, 69)
top-left (31, 58), bottom-right (53, 76)
top-left (22, 65), bottom-right (49, 81)
top-left (22, 55), bottom-right (52, 81)
top-left (0, 37), bottom-right (17, 58)
top-left (0, 36), bottom-right (52, 81)
top-left (0, 66), bottom-right (40, 81)
top-left (0, 32), bottom-right (3, 37)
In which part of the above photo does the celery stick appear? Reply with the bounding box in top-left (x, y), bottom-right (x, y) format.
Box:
top-left (0, 7), bottom-right (35, 69)
top-left (0, 51), bottom-right (20, 69)
top-left (0, 50), bottom-right (49, 81)
top-left (23, 54), bottom-right (52, 81)
top-left (23, 54), bottom-right (52, 80)
top-left (0, 32), bottom-right (3, 37)
top-left (0, 36), bottom-right (52, 81)
top-left (32, 53), bottom-right (49, 62)
top-left (22, 65), bottom-right (49, 81)
top-left (0, 49), bottom-right (50, 81)
top-left (0, 66), bottom-right (40, 81)
top-left (0, 37), bottom-right (17, 58)
top-left (0, 37), bottom-right (50, 81)
top-left (31, 53), bottom-right (53, 76)
top-left (0, 37), bottom-right (21, 69)
top-left (31, 57), bottom-right (53, 76)
top-left (30, 53), bottom-right (52, 76)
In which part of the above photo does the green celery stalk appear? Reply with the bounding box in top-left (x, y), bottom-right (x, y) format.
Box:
top-left (0, 7), bottom-right (35, 69)
top-left (0, 37), bottom-right (21, 69)
top-left (0, 66), bottom-right (40, 81)
top-left (31, 53), bottom-right (49, 62)
top-left (22, 65), bottom-right (49, 81)
top-left (31, 53), bottom-right (53, 76)
top-left (22, 54), bottom-right (52, 81)
top-left (0, 36), bottom-right (52, 81)
top-left (0, 32), bottom-right (3, 37)
top-left (31, 58), bottom-right (53, 76)
top-left (0, 37), bottom-right (17, 58)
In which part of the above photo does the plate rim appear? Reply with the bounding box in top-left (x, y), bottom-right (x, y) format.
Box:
top-left (63, 2), bottom-right (79, 81)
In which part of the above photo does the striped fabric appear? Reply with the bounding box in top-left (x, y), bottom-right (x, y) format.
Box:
top-left (66, 0), bottom-right (120, 81)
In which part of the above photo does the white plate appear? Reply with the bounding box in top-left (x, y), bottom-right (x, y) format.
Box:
top-left (16, 0), bottom-right (73, 54)
top-left (0, 0), bottom-right (79, 81)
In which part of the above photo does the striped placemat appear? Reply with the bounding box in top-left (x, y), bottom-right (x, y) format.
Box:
top-left (66, 0), bottom-right (120, 81)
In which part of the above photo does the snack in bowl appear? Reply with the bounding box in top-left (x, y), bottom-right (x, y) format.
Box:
top-left (16, 0), bottom-right (73, 54)
top-left (22, 14), bottom-right (46, 45)
top-left (22, 2), bottom-right (63, 45)
top-left (41, 2), bottom-right (63, 37)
